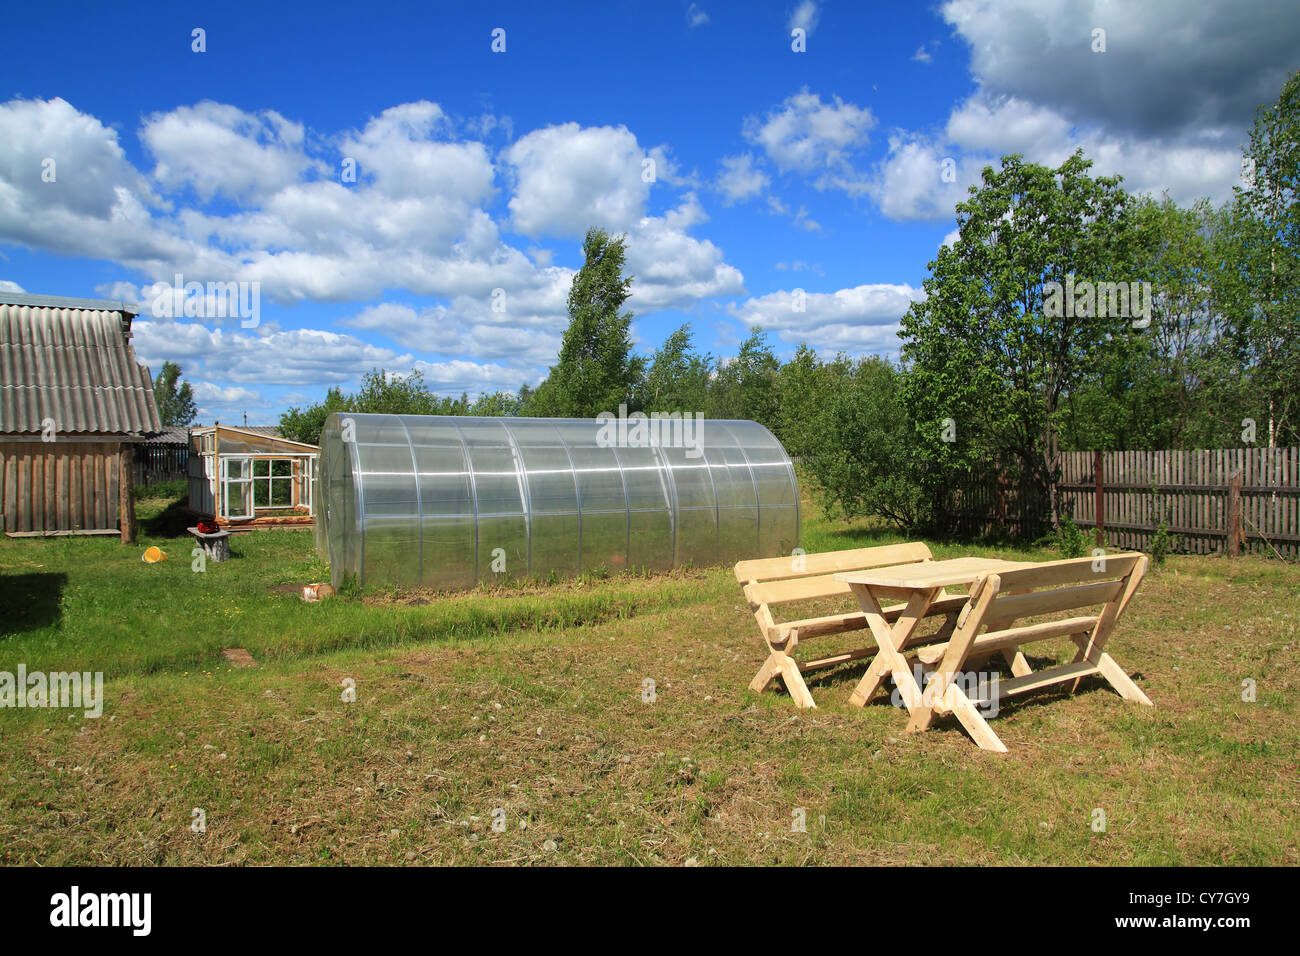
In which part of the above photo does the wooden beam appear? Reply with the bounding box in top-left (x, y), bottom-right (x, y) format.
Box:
top-left (119, 443), bottom-right (137, 544)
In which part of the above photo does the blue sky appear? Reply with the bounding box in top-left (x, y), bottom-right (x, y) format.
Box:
top-left (2, 0), bottom-right (1296, 423)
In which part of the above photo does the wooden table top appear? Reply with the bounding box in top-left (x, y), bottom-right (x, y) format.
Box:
top-left (833, 557), bottom-right (1029, 590)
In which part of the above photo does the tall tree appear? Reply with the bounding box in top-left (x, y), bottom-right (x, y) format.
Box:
top-left (1236, 67), bottom-right (1300, 447)
top-left (531, 228), bottom-right (642, 417)
top-left (637, 324), bottom-right (712, 413)
top-left (1065, 196), bottom-right (1251, 451)
top-left (899, 151), bottom-right (1135, 533)
top-left (152, 360), bottom-right (197, 426)
top-left (707, 329), bottom-right (779, 429)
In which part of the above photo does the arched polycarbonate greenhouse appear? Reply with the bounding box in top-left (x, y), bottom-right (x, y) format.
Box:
top-left (314, 413), bottom-right (799, 590)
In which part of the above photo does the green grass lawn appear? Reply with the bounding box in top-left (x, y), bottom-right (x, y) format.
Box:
top-left (0, 488), bottom-right (1297, 865)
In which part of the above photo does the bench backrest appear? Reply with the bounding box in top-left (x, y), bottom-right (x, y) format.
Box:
top-left (737, 542), bottom-right (933, 612)
top-left (959, 553), bottom-right (1146, 648)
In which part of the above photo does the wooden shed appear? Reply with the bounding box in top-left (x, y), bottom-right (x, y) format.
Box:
top-left (0, 292), bottom-right (161, 539)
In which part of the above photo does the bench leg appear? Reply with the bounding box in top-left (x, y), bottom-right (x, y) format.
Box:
top-left (779, 657), bottom-right (817, 710)
top-left (749, 653), bottom-right (782, 693)
top-left (750, 651), bottom-right (816, 709)
top-left (1069, 635), bottom-right (1152, 706)
top-left (942, 684), bottom-right (1008, 753)
top-left (1092, 651), bottom-right (1153, 706)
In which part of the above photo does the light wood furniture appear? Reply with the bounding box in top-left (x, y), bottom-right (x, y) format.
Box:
top-left (835, 553), bottom-right (1152, 752)
top-left (736, 543), bottom-right (968, 709)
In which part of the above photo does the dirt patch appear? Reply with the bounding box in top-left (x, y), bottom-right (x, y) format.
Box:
top-left (221, 647), bottom-right (257, 668)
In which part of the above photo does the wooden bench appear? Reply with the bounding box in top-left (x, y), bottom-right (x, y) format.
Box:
top-left (905, 553), bottom-right (1152, 752)
top-left (735, 543), bottom-right (967, 709)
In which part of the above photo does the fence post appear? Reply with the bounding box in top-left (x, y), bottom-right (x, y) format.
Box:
top-left (1094, 449), bottom-right (1105, 548)
top-left (119, 444), bottom-right (138, 545)
top-left (1227, 470), bottom-right (1243, 557)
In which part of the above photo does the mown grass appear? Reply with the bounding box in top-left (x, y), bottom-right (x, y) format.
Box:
top-left (0, 487), bottom-right (1296, 865)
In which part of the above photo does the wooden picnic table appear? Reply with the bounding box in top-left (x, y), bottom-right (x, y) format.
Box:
top-left (833, 558), bottom-right (1030, 735)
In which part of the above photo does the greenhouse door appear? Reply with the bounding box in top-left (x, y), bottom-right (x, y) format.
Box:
top-left (222, 457), bottom-right (254, 520)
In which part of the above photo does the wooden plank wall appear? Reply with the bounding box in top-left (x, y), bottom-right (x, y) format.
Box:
top-left (0, 442), bottom-right (121, 534)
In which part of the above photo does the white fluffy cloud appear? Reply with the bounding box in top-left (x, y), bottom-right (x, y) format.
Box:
top-left (728, 282), bottom-right (923, 353)
top-left (870, 134), bottom-right (984, 222)
top-left (502, 123), bottom-right (651, 238)
top-left (0, 97), bottom-right (178, 265)
top-left (743, 89), bottom-right (875, 178)
top-left (191, 381), bottom-right (264, 406)
top-left (142, 101), bottom-right (326, 202)
top-left (872, 86), bottom-right (1245, 223)
top-left (716, 154), bottom-right (770, 204)
top-left (131, 321), bottom-right (411, 387)
top-left (625, 194), bottom-right (746, 310)
top-left (412, 358), bottom-right (536, 396)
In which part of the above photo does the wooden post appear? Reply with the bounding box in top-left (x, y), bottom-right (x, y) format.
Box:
top-left (119, 443), bottom-right (137, 544)
top-left (1094, 450), bottom-right (1105, 548)
top-left (1227, 470), bottom-right (1243, 557)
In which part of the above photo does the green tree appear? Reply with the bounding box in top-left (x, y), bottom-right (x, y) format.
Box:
top-left (152, 360), bottom-right (197, 426)
top-left (772, 343), bottom-right (847, 459)
top-left (796, 355), bottom-right (928, 530)
top-left (277, 368), bottom-right (466, 445)
top-left (531, 228), bottom-right (642, 417)
top-left (707, 329), bottom-right (779, 429)
top-left (469, 390), bottom-right (524, 417)
top-left (1236, 67), bottom-right (1300, 447)
top-left (279, 387), bottom-right (348, 445)
top-left (637, 324), bottom-right (712, 413)
top-left (899, 151), bottom-right (1136, 534)
top-left (1065, 196), bottom-right (1252, 451)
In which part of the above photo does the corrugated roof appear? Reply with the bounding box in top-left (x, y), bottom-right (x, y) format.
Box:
top-left (143, 425), bottom-right (190, 445)
top-left (0, 291), bottom-right (140, 314)
top-left (0, 300), bottom-right (162, 435)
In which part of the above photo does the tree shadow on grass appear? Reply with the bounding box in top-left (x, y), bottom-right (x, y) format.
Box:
top-left (140, 498), bottom-right (194, 539)
top-left (0, 572), bottom-right (68, 636)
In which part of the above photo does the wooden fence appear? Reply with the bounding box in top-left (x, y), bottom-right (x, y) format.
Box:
top-left (952, 447), bottom-right (1300, 559)
top-left (133, 445), bottom-right (188, 486)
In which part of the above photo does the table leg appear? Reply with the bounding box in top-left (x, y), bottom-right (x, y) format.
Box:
top-left (846, 586), bottom-right (939, 715)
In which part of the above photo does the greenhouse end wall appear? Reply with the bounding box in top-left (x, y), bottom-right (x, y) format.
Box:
top-left (314, 413), bottom-right (799, 590)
